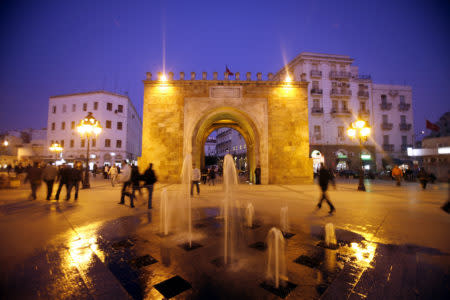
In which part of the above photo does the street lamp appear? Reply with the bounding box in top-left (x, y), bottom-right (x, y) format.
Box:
top-left (347, 119), bottom-right (371, 191)
top-left (77, 112), bottom-right (102, 189)
top-left (49, 143), bottom-right (63, 160)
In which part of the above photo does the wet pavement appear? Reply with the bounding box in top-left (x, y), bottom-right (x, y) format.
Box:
top-left (0, 178), bottom-right (449, 299)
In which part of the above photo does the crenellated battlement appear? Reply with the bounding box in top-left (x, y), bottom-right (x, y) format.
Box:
top-left (144, 71), bottom-right (303, 84)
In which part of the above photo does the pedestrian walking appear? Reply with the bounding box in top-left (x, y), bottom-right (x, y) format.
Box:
top-left (208, 167), bottom-right (216, 186)
top-left (128, 165), bottom-right (141, 208)
top-left (93, 163), bottom-right (98, 178)
top-left (25, 161), bottom-right (43, 200)
top-left (201, 167), bottom-right (208, 184)
top-left (55, 164), bottom-right (74, 201)
top-left (118, 160), bottom-right (132, 206)
top-left (254, 164), bottom-right (261, 185)
top-left (191, 163), bottom-right (201, 196)
top-left (42, 162), bottom-right (58, 200)
top-left (142, 163), bottom-right (157, 209)
top-left (316, 163), bottom-right (336, 214)
top-left (392, 165), bottom-right (403, 186)
top-left (103, 165), bottom-right (109, 179)
top-left (108, 164), bottom-right (118, 187)
top-left (72, 162), bottom-right (83, 200)
top-left (417, 168), bottom-right (429, 190)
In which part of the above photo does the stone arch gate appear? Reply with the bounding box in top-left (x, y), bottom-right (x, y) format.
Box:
top-left (139, 73), bottom-right (313, 184)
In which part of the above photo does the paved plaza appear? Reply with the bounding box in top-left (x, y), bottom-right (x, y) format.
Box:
top-left (0, 177), bottom-right (449, 299)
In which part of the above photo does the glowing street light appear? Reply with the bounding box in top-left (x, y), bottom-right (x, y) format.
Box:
top-left (49, 143), bottom-right (63, 160)
top-left (77, 112), bottom-right (102, 189)
top-left (347, 119), bottom-right (371, 191)
top-left (3, 140), bottom-right (9, 147)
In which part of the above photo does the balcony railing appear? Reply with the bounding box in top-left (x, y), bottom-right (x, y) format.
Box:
top-left (381, 123), bottom-right (393, 130)
top-left (383, 144), bottom-right (394, 152)
top-left (311, 88), bottom-right (323, 95)
top-left (311, 107), bottom-right (324, 114)
top-left (330, 89), bottom-right (352, 97)
top-left (329, 71), bottom-right (351, 80)
top-left (401, 144), bottom-right (413, 152)
top-left (358, 74), bottom-right (372, 80)
top-left (357, 91), bottom-right (369, 98)
top-left (330, 108), bottom-right (352, 117)
top-left (380, 102), bottom-right (392, 110)
top-left (398, 103), bottom-right (411, 111)
top-left (399, 123), bottom-right (412, 131)
top-left (358, 109), bottom-right (370, 116)
top-left (310, 70), bottom-right (322, 78)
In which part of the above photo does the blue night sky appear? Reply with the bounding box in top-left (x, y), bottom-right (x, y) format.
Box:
top-left (1, 0), bottom-right (449, 137)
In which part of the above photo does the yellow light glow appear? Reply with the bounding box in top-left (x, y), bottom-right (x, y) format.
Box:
top-left (3, 140), bottom-right (8, 146)
top-left (351, 242), bottom-right (376, 265)
top-left (355, 120), bottom-right (366, 129)
top-left (285, 75), bottom-right (292, 83)
top-left (360, 127), bottom-right (371, 137)
top-left (160, 74), bottom-right (167, 82)
top-left (77, 113), bottom-right (102, 137)
top-left (347, 128), bottom-right (356, 138)
top-left (49, 143), bottom-right (63, 152)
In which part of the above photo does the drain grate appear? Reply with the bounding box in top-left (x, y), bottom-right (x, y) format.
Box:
top-left (260, 281), bottom-right (297, 298)
top-left (178, 242), bottom-right (203, 251)
top-left (249, 241), bottom-right (267, 251)
top-left (154, 275), bottom-right (191, 299)
top-left (128, 254), bottom-right (158, 269)
top-left (293, 254), bottom-right (322, 269)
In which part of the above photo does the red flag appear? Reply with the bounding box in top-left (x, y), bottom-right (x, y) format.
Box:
top-left (426, 120), bottom-right (440, 132)
top-left (225, 65), bottom-right (234, 76)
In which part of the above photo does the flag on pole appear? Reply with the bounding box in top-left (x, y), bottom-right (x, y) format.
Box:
top-left (426, 120), bottom-right (440, 132)
top-left (225, 65), bottom-right (234, 76)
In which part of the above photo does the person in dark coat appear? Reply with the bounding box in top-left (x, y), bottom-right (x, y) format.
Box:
top-left (72, 162), bottom-right (83, 200)
top-left (55, 164), bottom-right (74, 201)
top-left (128, 165), bottom-right (141, 208)
top-left (25, 161), bottom-right (43, 200)
top-left (317, 163), bottom-right (336, 214)
top-left (42, 162), bottom-right (58, 200)
top-left (142, 163), bottom-right (157, 209)
top-left (208, 167), bottom-right (216, 186)
top-left (254, 164), bottom-right (261, 185)
top-left (417, 168), bottom-right (428, 190)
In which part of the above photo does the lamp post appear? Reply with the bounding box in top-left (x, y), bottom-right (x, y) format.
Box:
top-left (347, 120), bottom-right (371, 191)
top-left (77, 112), bottom-right (102, 189)
top-left (49, 143), bottom-right (63, 160)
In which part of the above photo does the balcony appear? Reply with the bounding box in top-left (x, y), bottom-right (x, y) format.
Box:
top-left (380, 102), bottom-right (392, 110)
top-left (401, 144), bottom-right (413, 152)
top-left (358, 109), bottom-right (370, 116)
top-left (330, 89), bottom-right (352, 98)
top-left (330, 108), bottom-right (352, 117)
top-left (311, 107), bottom-right (324, 115)
top-left (310, 70), bottom-right (322, 78)
top-left (329, 71), bottom-right (351, 80)
top-left (383, 144), bottom-right (394, 152)
top-left (398, 103), bottom-right (411, 111)
top-left (381, 122), bottom-right (393, 130)
top-left (357, 91), bottom-right (369, 99)
top-left (399, 123), bottom-right (412, 131)
top-left (310, 88), bottom-right (323, 96)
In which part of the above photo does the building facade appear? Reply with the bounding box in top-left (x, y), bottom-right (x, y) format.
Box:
top-left (204, 138), bottom-right (216, 156)
top-left (47, 91), bottom-right (142, 166)
top-left (275, 52), bottom-right (414, 171)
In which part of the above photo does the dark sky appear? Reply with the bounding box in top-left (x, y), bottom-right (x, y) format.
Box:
top-left (1, 0), bottom-right (449, 137)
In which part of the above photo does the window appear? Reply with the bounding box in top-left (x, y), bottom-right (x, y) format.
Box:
top-left (341, 101), bottom-right (348, 111)
top-left (381, 95), bottom-right (387, 104)
top-left (383, 135), bottom-right (390, 144)
top-left (51, 122), bottom-right (55, 130)
top-left (312, 63), bottom-right (318, 71)
top-left (382, 115), bottom-right (388, 123)
top-left (312, 81), bottom-right (319, 89)
top-left (61, 122), bottom-right (65, 130)
top-left (314, 125), bottom-right (321, 140)
top-left (71, 121), bottom-right (75, 129)
top-left (107, 103), bottom-right (113, 111)
top-left (332, 100), bottom-right (338, 110)
top-left (117, 122), bottom-right (123, 130)
top-left (72, 104), bottom-right (76, 112)
top-left (83, 103), bottom-right (87, 111)
top-left (70, 140), bottom-right (74, 148)
top-left (60, 140), bottom-right (64, 147)
top-left (331, 64), bottom-right (336, 71)
top-left (400, 95), bottom-right (405, 104)
top-left (401, 115), bottom-right (406, 124)
top-left (360, 101), bottom-right (366, 111)
top-left (116, 140), bottom-right (122, 148)
top-left (118, 105), bottom-right (123, 113)
top-left (402, 136), bottom-right (407, 145)
top-left (338, 126), bottom-right (344, 138)
top-left (94, 102), bottom-right (98, 110)
top-left (105, 139), bottom-right (111, 147)
top-left (50, 140), bottom-right (54, 145)
top-left (62, 104), bottom-right (66, 113)
top-left (106, 120), bottom-right (112, 128)
top-left (92, 138), bottom-right (96, 147)
top-left (313, 99), bottom-right (320, 108)
top-left (81, 139), bottom-right (85, 147)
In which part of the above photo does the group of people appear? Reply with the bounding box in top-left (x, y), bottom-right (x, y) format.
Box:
top-left (25, 161), bottom-right (83, 201)
top-left (391, 165), bottom-right (435, 189)
top-left (200, 167), bottom-right (216, 185)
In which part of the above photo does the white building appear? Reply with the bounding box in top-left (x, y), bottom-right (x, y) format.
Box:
top-left (275, 52), bottom-right (414, 171)
top-left (47, 91), bottom-right (142, 166)
top-left (204, 138), bottom-right (216, 156)
top-left (215, 128), bottom-right (247, 157)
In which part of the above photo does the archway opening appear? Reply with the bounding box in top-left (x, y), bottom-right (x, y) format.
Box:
top-left (203, 127), bottom-right (249, 183)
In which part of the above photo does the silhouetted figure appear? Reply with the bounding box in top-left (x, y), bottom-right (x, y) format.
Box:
top-left (25, 162), bottom-right (42, 200)
top-left (72, 162), bottom-right (83, 200)
top-left (119, 161), bottom-right (133, 207)
top-left (208, 167), bottom-right (216, 186)
top-left (142, 163), bottom-right (157, 209)
top-left (254, 165), bottom-right (261, 185)
top-left (201, 167), bottom-right (208, 184)
top-left (317, 163), bottom-right (336, 214)
top-left (392, 165), bottom-right (403, 186)
top-left (55, 164), bottom-right (74, 200)
top-left (417, 168), bottom-right (428, 190)
top-left (42, 162), bottom-right (58, 200)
